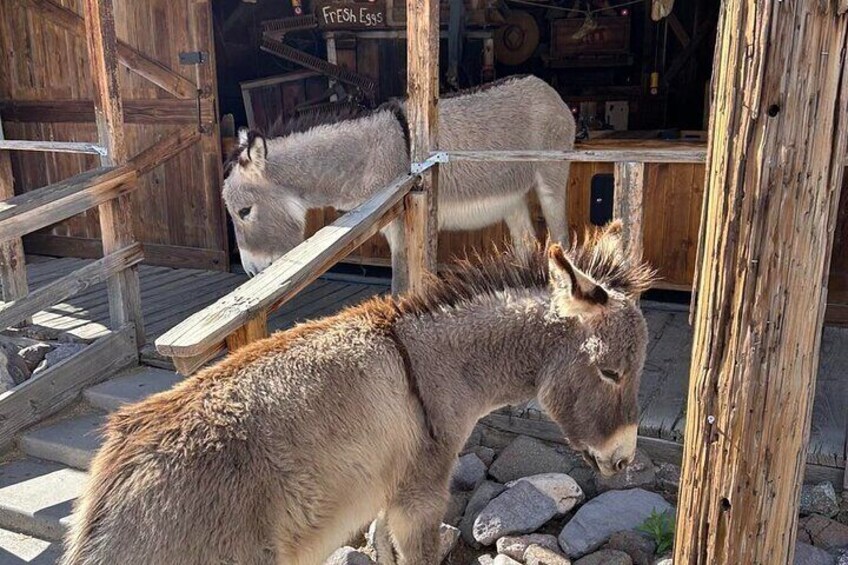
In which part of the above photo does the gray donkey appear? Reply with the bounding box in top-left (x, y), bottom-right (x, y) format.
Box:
top-left (223, 75), bottom-right (575, 290)
top-left (62, 221), bottom-right (654, 565)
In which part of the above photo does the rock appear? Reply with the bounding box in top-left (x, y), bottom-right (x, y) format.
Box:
top-left (573, 549), bottom-right (633, 565)
top-left (656, 464), bottom-right (681, 494)
top-left (0, 343), bottom-right (29, 388)
top-left (479, 425), bottom-right (517, 452)
top-left (798, 515), bottom-right (848, 552)
top-left (476, 555), bottom-right (495, 565)
top-left (464, 426), bottom-right (484, 452)
top-left (524, 544), bottom-right (572, 565)
top-left (473, 482), bottom-right (558, 545)
top-left (489, 436), bottom-right (577, 483)
top-left (595, 451), bottom-right (657, 493)
top-left (558, 488), bottom-right (674, 559)
top-left (801, 482), bottom-right (840, 518)
top-left (324, 547), bottom-right (375, 565)
top-left (460, 481), bottom-right (506, 546)
top-left (837, 549), bottom-right (848, 565)
top-left (568, 466), bottom-right (598, 499)
top-left (604, 531), bottom-right (656, 565)
top-left (439, 523), bottom-right (460, 561)
top-left (496, 534), bottom-right (560, 559)
top-left (794, 542), bottom-right (836, 565)
top-left (18, 342), bottom-right (51, 373)
top-left (452, 453), bottom-right (488, 492)
top-left (506, 473), bottom-right (584, 515)
top-left (653, 559), bottom-right (672, 565)
top-left (473, 446), bottom-right (496, 467)
top-left (34, 343), bottom-right (85, 374)
top-left (493, 556), bottom-right (522, 565)
top-left (445, 491), bottom-right (471, 526)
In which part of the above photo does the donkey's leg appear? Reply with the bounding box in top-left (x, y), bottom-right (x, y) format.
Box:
top-left (534, 165), bottom-right (570, 246)
top-left (504, 200), bottom-right (537, 261)
top-left (382, 219), bottom-right (408, 295)
top-left (371, 511), bottom-right (399, 565)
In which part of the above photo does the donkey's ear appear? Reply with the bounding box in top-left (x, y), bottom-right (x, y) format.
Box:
top-left (548, 243), bottom-right (608, 318)
top-left (236, 130), bottom-right (268, 173)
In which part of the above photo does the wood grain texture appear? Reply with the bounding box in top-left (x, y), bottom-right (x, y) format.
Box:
top-left (404, 0), bottom-right (439, 292)
top-left (0, 140), bottom-right (105, 155)
top-left (0, 326), bottom-right (137, 451)
top-left (225, 310), bottom-right (268, 353)
top-left (155, 174), bottom-right (414, 358)
top-left (0, 243), bottom-right (141, 328)
top-left (24, 0), bottom-right (195, 98)
top-left (84, 0), bottom-right (144, 345)
top-left (674, 3), bottom-right (848, 564)
top-left (446, 147), bottom-right (707, 163)
top-left (0, 99), bottom-right (215, 125)
top-left (0, 117), bottom-right (28, 314)
top-left (613, 161), bottom-right (645, 258)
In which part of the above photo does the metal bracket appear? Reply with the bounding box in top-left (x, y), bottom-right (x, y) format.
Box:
top-left (179, 51), bottom-right (208, 65)
top-left (410, 152), bottom-right (449, 174)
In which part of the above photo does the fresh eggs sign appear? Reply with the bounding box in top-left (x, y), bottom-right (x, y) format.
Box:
top-left (315, 0), bottom-right (387, 29)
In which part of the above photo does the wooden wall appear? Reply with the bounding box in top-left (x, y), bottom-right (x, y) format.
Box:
top-left (0, 0), bottom-right (229, 271)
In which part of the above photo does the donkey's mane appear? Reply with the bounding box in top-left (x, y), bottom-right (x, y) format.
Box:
top-left (396, 222), bottom-right (657, 317)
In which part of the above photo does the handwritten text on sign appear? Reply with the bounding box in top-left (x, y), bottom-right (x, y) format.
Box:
top-left (315, 0), bottom-right (387, 29)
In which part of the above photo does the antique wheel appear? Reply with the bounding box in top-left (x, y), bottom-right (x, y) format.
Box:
top-left (494, 10), bottom-right (540, 66)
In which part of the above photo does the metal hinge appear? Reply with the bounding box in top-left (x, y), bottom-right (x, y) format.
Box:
top-left (410, 152), bottom-right (449, 174)
top-left (179, 51), bottom-right (208, 65)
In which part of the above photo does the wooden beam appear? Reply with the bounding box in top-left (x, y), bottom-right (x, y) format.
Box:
top-left (84, 0), bottom-right (145, 346)
top-left (0, 243), bottom-right (142, 329)
top-left (225, 310), bottom-right (268, 352)
top-left (0, 140), bottom-right (106, 155)
top-left (674, 3), bottom-right (848, 564)
top-left (0, 327), bottom-right (137, 451)
top-left (613, 162), bottom-right (645, 258)
top-left (446, 148), bottom-right (706, 164)
top-left (404, 0), bottom-right (439, 293)
top-left (667, 13), bottom-right (690, 47)
top-left (24, 0), bottom-right (196, 99)
top-left (128, 125), bottom-right (201, 176)
top-left (0, 118), bottom-right (28, 319)
top-left (0, 99), bottom-right (215, 125)
top-left (156, 174), bottom-right (414, 359)
top-left (0, 166), bottom-right (136, 242)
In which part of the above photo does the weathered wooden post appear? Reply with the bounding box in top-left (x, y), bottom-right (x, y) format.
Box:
top-left (404, 0), bottom-right (439, 292)
top-left (83, 0), bottom-right (145, 345)
top-left (0, 117), bottom-right (29, 312)
top-left (675, 2), bottom-right (848, 563)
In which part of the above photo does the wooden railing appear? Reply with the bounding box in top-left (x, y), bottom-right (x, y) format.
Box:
top-left (155, 146), bottom-right (707, 375)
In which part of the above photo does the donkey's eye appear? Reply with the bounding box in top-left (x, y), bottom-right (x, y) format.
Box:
top-left (238, 207), bottom-right (252, 220)
top-left (600, 369), bottom-right (620, 382)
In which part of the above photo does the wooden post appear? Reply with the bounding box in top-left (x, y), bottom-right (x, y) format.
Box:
top-left (225, 311), bottom-right (268, 353)
top-left (612, 161), bottom-right (644, 258)
top-left (674, 3), bottom-right (848, 564)
top-left (0, 117), bottom-right (29, 316)
top-left (83, 0), bottom-right (145, 345)
top-left (403, 0), bottom-right (439, 293)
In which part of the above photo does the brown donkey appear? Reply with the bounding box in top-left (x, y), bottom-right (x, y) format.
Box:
top-left (61, 221), bottom-right (655, 565)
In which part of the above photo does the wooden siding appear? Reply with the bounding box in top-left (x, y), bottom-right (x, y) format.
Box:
top-left (0, 0), bottom-right (228, 271)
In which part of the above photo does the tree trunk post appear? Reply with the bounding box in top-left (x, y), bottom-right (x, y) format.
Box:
top-left (675, 3), bottom-right (848, 564)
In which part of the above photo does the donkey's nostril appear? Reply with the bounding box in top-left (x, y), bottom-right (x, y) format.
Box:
top-left (614, 458), bottom-right (629, 472)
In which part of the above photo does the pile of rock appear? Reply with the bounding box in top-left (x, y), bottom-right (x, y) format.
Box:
top-left (323, 431), bottom-right (848, 565)
top-left (0, 335), bottom-right (86, 393)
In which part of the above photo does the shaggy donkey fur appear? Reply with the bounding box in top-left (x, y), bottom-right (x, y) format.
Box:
top-left (62, 221), bottom-right (654, 565)
top-left (222, 75), bottom-right (576, 291)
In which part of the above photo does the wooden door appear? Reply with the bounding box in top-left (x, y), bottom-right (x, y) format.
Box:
top-left (0, 0), bottom-right (229, 271)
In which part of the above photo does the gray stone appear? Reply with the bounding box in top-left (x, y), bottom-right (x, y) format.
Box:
top-left (0, 343), bottom-right (30, 386)
top-left (464, 426), bottom-right (484, 452)
top-left (445, 491), bottom-right (471, 526)
top-left (558, 488), bottom-right (674, 559)
top-left (506, 473), bottom-right (584, 515)
top-left (798, 515), bottom-right (848, 552)
top-left (604, 531), bottom-right (656, 565)
top-left (524, 545), bottom-right (572, 565)
top-left (489, 436), bottom-right (577, 483)
top-left (18, 343), bottom-right (51, 373)
top-left (653, 560), bottom-right (672, 565)
top-left (473, 482), bottom-right (558, 545)
top-left (473, 446), bottom-right (496, 467)
top-left (573, 549), bottom-right (633, 565)
top-left (0, 457), bottom-right (86, 540)
top-left (595, 451), bottom-right (657, 493)
top-left (794, 542), bottom-right (836, 565)
top-left (0, 527), bottom-right (62, 565)
top-left (460, 481), bottom-right (506, 546)
top-left (656, 464), bottom-right (680, 494)
top-left (493, 556), bottom-right (522, 565)
top-left (568, 465), bottom-right (597, 499)
top-left (84, 366), bottom-right (182, 411)
top-left (496, 533), bottom-right (560, 559)
top-left (479, 425), bottom-right (517, 452)
top-left (0, 363), bottom-right (16, 394)
top-left (452, 453), bottom-right (488, 492)
top-left (19, 413), bottom-right (104, 470)
top-left (801, 482), bottom-right (840, 518)
top-left (34, 343), bottom-right (85, 375)
top-left (324, 547), bottom-right (375, 565)
top-left (837, 549), bottom-right (848, 565)
top-left (440, 523), bottom-right (460, 561)
top-left (476, 555), bottom-right (495, 565)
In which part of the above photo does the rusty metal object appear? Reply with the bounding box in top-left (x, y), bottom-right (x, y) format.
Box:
top-left (493, 10), bottom-right (538, 66)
